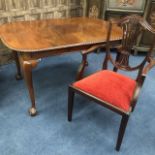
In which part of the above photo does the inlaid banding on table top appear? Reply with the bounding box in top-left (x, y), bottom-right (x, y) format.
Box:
top-left (0, 17), bottom-right (122, 52)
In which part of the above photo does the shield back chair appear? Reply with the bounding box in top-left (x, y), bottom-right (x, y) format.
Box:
top-left (68, 15), bottom-right (155, 151)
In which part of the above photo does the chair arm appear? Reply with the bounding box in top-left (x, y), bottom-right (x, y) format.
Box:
top-left (131, 83), bottom-right (141, 108)
top-left (131, 58), bottom-right (155, 111)
top-left (130, 81), bottom-right (145, 112)
top-left (82, 44), bottom-right (106, 55)
top-left (76, 44), bottom-right (105, 81)
top-left (142, 57), bottom-right (155, 76)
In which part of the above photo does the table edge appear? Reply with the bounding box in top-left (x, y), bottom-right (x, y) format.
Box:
top-left (0, 37), bottom-right (122, 53)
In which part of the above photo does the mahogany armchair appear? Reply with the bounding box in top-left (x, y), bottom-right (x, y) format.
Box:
top-left (68, 15), bottom-right (155, 151)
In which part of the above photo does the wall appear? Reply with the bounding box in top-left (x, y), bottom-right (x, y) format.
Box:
top-left (86, 0), bottom-right (104, 18)
top-left (0, 0), bottom-right (85, 65)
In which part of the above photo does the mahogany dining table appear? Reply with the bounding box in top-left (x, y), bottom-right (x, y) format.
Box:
top-left (0, 17), bottom-right (122, 116)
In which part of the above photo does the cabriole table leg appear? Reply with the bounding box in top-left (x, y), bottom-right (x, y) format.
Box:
top-left (22, 59), bottom-right (38, 116)
top-left (13, 51), bottom-right (23, 80)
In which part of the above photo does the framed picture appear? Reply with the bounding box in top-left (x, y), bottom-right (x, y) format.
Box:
top-left (106, 0), bottom-right (146, 13)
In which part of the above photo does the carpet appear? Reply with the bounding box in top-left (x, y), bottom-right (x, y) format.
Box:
top-left (0, 52), bottom-right (155, 155)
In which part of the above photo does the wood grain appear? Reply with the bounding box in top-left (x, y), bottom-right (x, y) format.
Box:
top-left (0, 17), bottom-right (122, 52)
top-left (0, 0), bottom-right (85, 64)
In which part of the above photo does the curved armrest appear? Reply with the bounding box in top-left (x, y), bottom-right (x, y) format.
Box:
top-left (142, 57), bottom-right (155, 76)
top-left (131, 57), bottom-right (155, 111)
top-left (76, 44), bottom-right (106, 81)
top-left (82, 44), bottom-right (105, 55)
top-left (131, 83), bottom-right (141, 105)
top-left (130, 82), bottom-right (143, 112)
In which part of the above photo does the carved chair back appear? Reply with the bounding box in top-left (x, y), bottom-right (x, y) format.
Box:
top-left (103, 15), bottom-right (155, 86)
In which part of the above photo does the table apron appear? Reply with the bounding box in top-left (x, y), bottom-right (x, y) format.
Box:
top-left (18, 40), bottom-right (120, 60)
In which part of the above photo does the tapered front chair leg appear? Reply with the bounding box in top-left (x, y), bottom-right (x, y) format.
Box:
top-left (68, 87), bottom-right (75, 122)
top-left (116, 115), bottom-right (129, 151)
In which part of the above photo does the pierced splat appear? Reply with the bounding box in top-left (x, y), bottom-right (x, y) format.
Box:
top-left (115, 51), bottom-right (130, 69)
top-left (120, 18), bottom-right (143, 52)
top-left (116, 15), bottom-right (144, 69)
top-left (103, 15), bottom-right (155, 77)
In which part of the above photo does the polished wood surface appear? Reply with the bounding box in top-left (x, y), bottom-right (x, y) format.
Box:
top-left (0, 17), bottom-right (122, 116)
top-left (0, 17), bottom-right (122, 52)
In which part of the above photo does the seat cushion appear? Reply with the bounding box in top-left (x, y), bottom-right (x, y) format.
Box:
top-left (73, 70), bottom-right (136, 112)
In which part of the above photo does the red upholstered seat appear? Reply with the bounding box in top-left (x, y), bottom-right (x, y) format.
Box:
top-left (73, 70), bottom-right (136, 112)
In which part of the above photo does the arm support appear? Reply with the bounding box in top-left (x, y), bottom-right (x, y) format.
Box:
top-left (76, 44), bottom-right (105, 81)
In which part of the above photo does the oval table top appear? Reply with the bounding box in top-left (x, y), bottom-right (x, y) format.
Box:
top-left (0, 17), bottom-right (122, 52)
